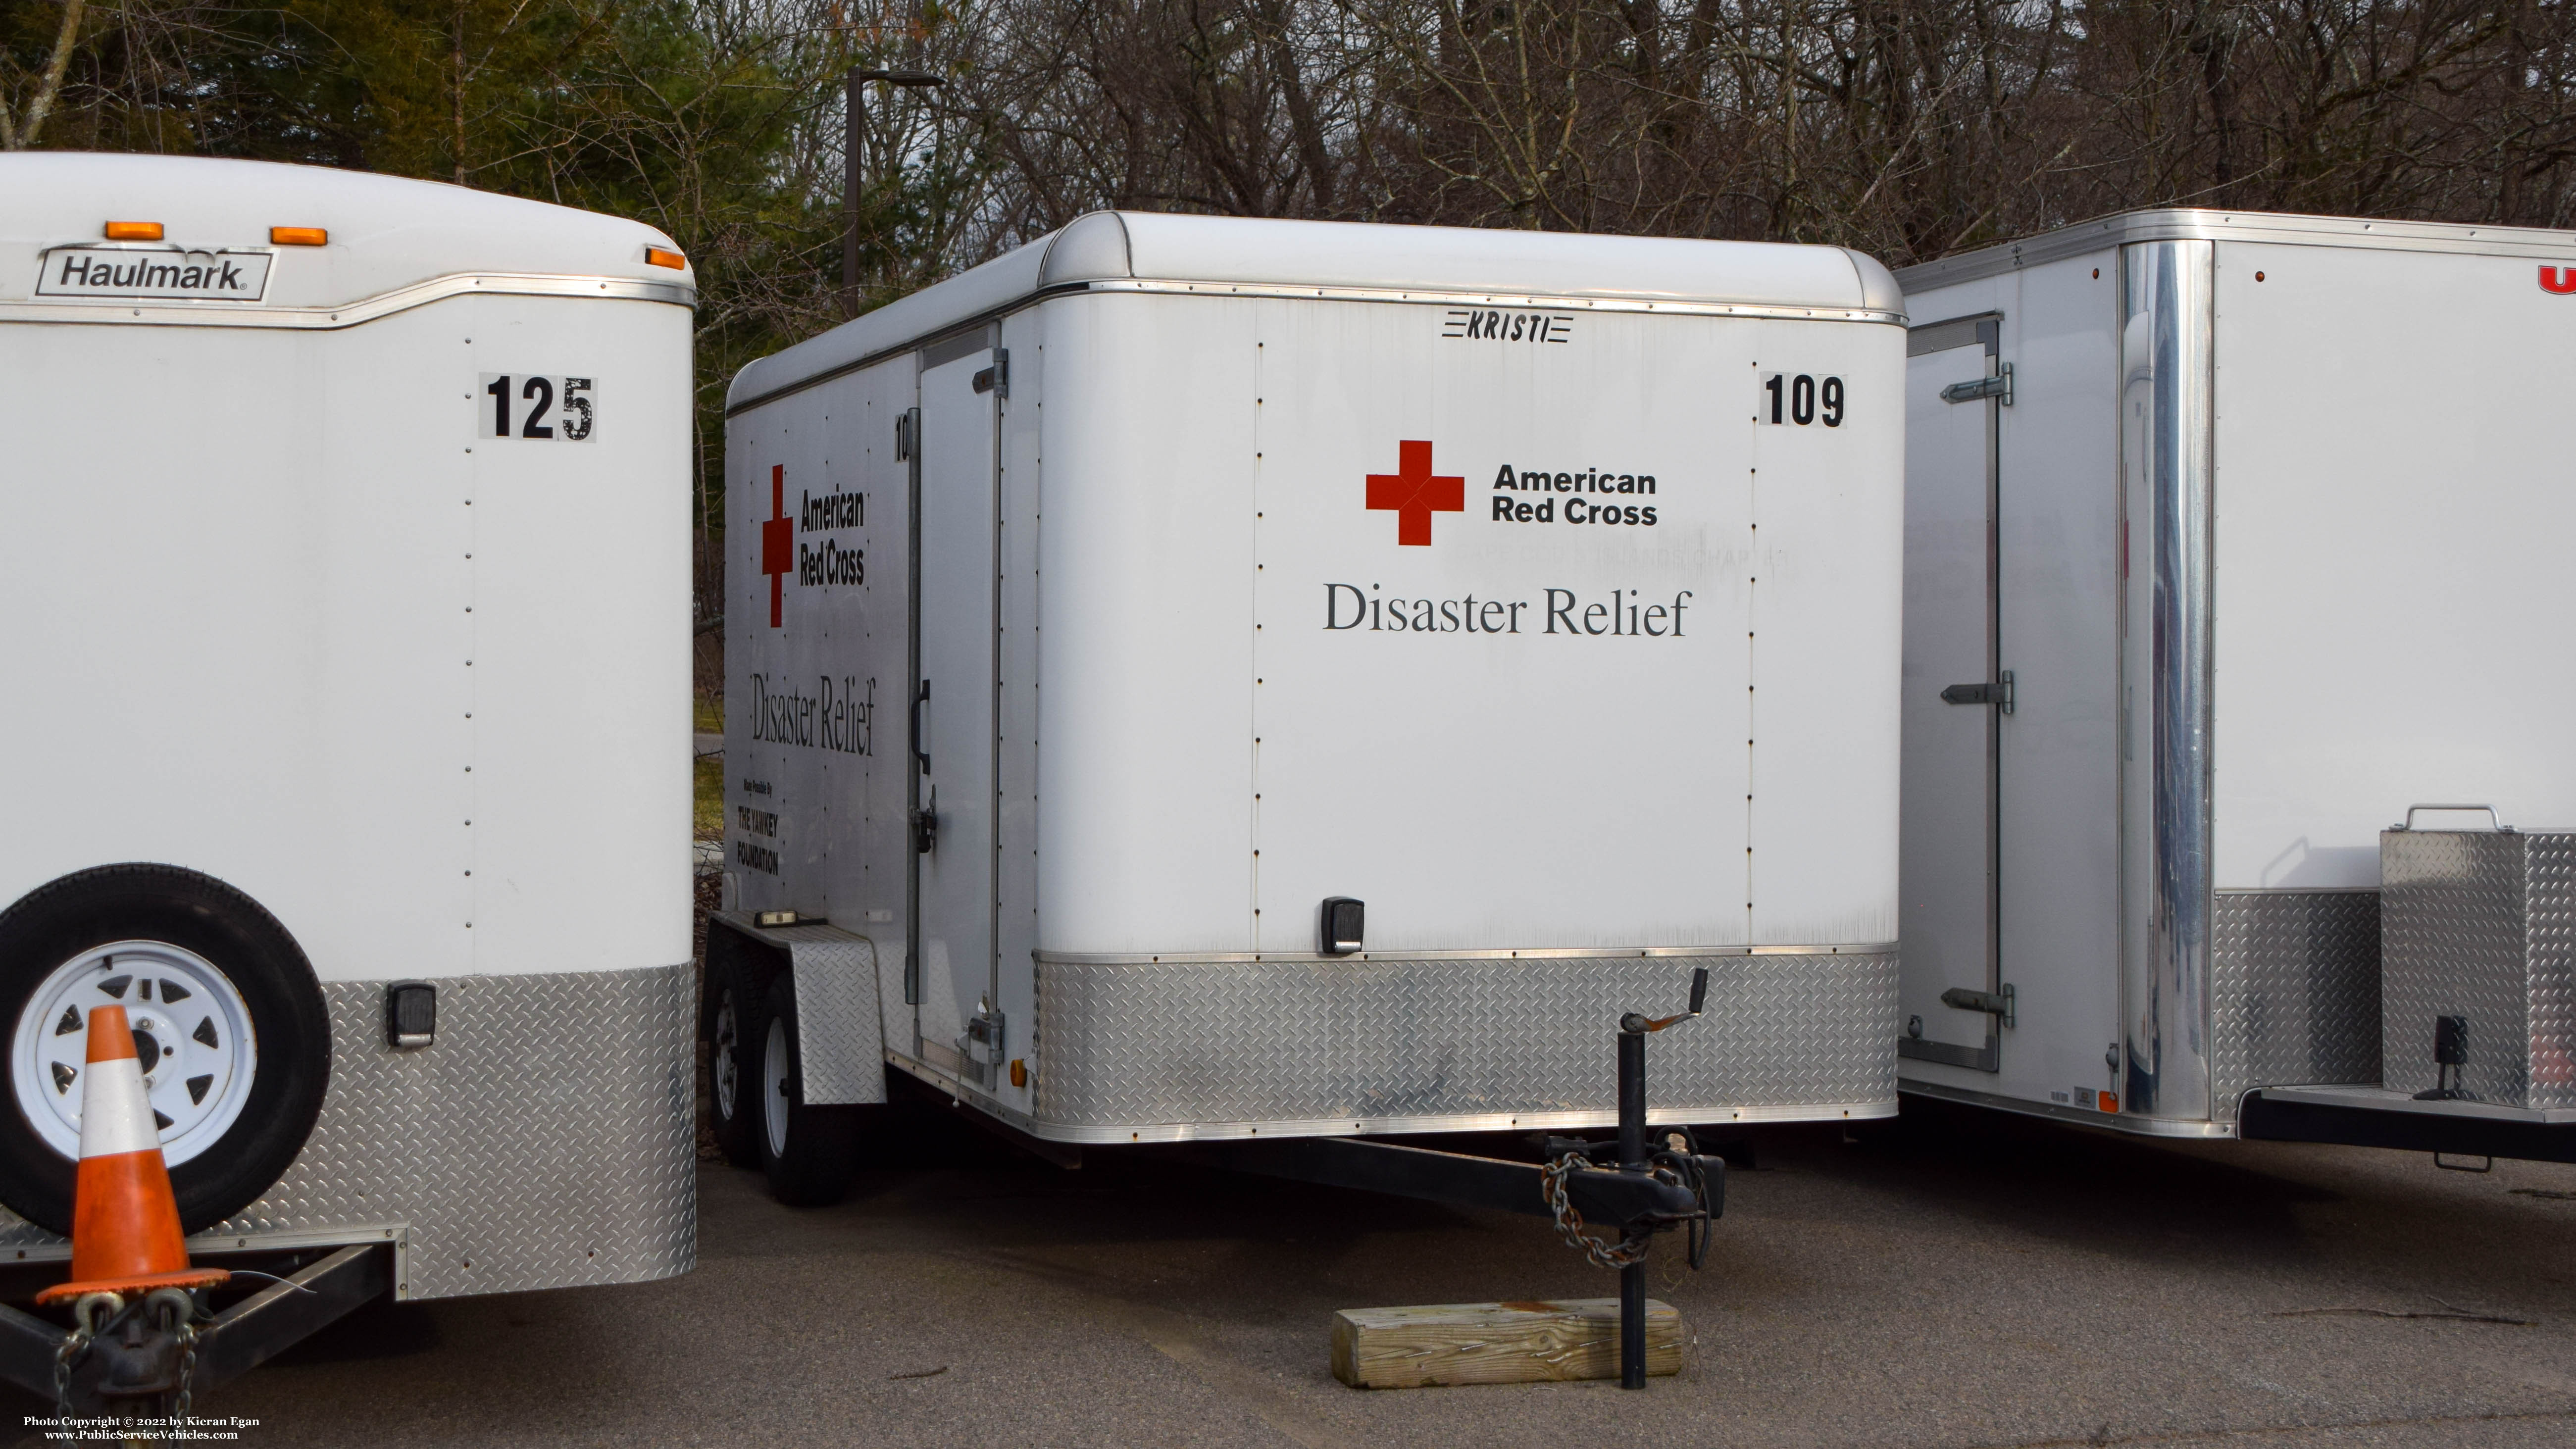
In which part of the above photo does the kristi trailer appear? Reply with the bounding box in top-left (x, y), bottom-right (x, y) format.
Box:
top-left (1893, 209), bottom-right (2576, 1162)
top-left (709, 212), bottom-right (1908, 1197)
top-left (0, 153), bottom-right (699, 1347)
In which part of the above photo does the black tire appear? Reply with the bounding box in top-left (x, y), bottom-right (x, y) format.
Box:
top-left (704, 955), bottom-right (763, 1170)
top-left (756, 972), bottom-right (858, 1206)
top-left (0, 865), bottom-right (331, 1234)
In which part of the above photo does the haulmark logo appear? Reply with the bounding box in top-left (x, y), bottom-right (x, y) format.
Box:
top-left (760, 464), bottom-right (792, 628)
top-left (1364, 440), bottom-right (1464, 546)
top-left (36, 246), bottom-right (272, 301)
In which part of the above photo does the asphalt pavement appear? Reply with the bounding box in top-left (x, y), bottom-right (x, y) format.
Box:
top-left (34, 1099), bottom-right (2576, 1448)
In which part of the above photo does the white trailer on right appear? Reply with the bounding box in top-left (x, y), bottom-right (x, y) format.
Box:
top-left (1892, 209), bottom-right (2576, 1162)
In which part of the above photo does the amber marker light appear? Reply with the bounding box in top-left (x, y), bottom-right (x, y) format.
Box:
top-left (103, 221), bottom-right (163, 241)
top-left (270, 227), bottom-right (328, 246)
top-left (645, 247), bottom-right (687, 270)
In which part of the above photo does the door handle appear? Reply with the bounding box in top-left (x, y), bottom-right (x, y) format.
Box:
top-left (913, 784), bottom-right (938, 855)
top-left (911, 679), bottom-right (931, 772)
top-left (1939, 670), bottom-right (2014, 713)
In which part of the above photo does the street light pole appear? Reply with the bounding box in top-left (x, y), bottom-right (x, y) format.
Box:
top-left (843, 67), bottom-right (946, 319)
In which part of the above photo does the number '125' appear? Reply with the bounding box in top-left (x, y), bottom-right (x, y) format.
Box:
top-left (479, 374), bottom-right (596, 441)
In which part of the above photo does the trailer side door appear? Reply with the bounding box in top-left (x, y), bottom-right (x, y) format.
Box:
top-left (1900, 315), bottom-right (2007, 1071)
top-left (912, 334), bottom-right (1002, 1083)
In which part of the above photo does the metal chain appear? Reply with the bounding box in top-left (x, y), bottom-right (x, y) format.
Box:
top-left (52, 1324), bottom-right (90, 1418)
top-left (1539, 1152), bottom-right (1649, 1269)
top-left (56, 1293), bottom-right (120, 1420)
top-left (173, 1318), bottom-right (198, 1421)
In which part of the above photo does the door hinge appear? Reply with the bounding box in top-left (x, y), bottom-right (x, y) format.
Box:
top-left (1941, 985), bottom-right (2015, 1028)
top-left (972, 350), bottom-right (1010, 398)
top-left (1939, 669), bottom-right (2014, 713)
top-left (1940, 362), bottom-right (2013, 406)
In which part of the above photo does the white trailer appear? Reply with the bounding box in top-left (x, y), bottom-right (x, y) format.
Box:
top-left (0, 154), bottom-right (699, 1304)
top-left (1894, 209), bottom-right (2576, 1160)
top-left (713, 212), bottom-right (1909, 1196)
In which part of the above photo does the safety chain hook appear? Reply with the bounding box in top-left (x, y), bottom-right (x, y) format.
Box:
top-left (1539, 1153), bottom-right (1651, 1269)
top-left (54, 1292), bottom-right (122, 1417)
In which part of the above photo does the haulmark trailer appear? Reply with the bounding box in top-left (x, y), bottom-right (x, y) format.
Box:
top-left (711, 211), bottom-right (1907, 1196)
top-left (1893, 209), bottom-right (2576, 1160)
top-left (0, 154), bottom-right (698, 1393)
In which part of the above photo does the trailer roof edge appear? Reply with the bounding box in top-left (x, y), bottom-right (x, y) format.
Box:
top-left (1896, 207), bottom-right (2576, 290)
top-left (727, 213), bottom-right (1906, 414)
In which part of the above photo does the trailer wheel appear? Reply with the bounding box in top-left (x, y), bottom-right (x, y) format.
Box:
top-left (704, 959), bottom-right (762, 1169)
top-left (757, 973), bottom-right (858, 1206)
top-left (0, 865), bottom-right (331, 1234)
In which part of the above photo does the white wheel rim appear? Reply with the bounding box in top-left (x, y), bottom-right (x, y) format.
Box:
top-left (762, 1015), bottom-right (791, 1158)
top-left (10, 941), bottom-right (259, 1167)
top-left (712, 995), bottom-right (741, 1123)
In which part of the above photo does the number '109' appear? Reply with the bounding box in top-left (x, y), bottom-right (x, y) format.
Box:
top-left (1761, 373), bottom-right (1844, 427)
top-left (479, 374), bottom-right (596, 441)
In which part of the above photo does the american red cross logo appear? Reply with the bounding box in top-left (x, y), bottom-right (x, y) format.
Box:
top-left (760, 463), bottom-right (792, 628)
top-left (1366, 440), bottom-right (1464, 546)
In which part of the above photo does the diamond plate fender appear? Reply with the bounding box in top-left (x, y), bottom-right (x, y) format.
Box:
top-left (0, 963), bottom-right (696, 1300)
top-left (705, 913), bottom-right (886, 1106)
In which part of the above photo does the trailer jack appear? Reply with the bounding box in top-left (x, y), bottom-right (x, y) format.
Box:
top-left (1531, 965), bottom-right (1718, 1388)
top-left (1181, 966), bottom-right (1723, 1391)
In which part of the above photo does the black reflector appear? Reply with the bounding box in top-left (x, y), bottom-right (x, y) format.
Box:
top-left (385, 982), bottom-right (437, 1048)
top-left (1319, 897), bottom-right (1365, 956)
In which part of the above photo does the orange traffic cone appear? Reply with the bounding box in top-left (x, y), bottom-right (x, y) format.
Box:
top-left (34, 1005), bottom-right (229, 1305)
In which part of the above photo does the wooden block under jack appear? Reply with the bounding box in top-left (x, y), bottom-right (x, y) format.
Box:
top-left (1330, 1299), bottom-right (1682, 1389)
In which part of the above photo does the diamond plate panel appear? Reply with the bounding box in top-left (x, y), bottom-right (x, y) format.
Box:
top-left (2383, 830), bottom-right (2533, 1106)
top-left (2208, 892), bottom-right (2381, 1122)
top-left (2530, 835), bottom-right (2576, 1110)
top-left (1032, 953), bottom-right (1897, 1127)
top-left (0, 964), bottom-right (696, 1300)
top-left (780, 927), bottom-right (885, 1105)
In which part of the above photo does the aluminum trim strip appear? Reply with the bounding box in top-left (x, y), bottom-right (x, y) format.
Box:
top-left (1906, 311), bottom-right (2001, 357)
top-left (2121, 239), bottom-right (2217, 1123)
top-left (0, 271), bottom-right (696, 329)
top-left (1902, 1079), bottom-right (2238, 1139)
top-left (1031, 942), bottom-right (1896, 965)
top-left (886, 1056), bottom-right (1892, 1144)
top-left (1090, 277), bottom-right (1906, 325)
top-left (1897, 208), bottom-right (2576, 290)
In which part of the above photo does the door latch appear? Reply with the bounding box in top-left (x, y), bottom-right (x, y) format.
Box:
top-left (913, 785), bottom-right (938, 854)
top-left (1940, 670), bottom-right (2014, 713)
top-left (958, 999), bottom-right (1005, 1087)
top-left (1939, 362), bottom-right (2013, 405)
top-left (1940, 984), bottom-right (2015, 1028)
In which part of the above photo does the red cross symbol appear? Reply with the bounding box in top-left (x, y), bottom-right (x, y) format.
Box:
top-left (760, 463), bottom-right (793, 628)
top-left (1365, 440), bottom-right (1464, 546)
